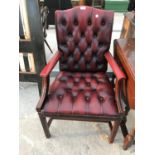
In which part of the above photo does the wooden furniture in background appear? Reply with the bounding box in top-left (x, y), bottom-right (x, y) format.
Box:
top-left (79, 0), bottom-right (85, 5)
top-left (44, 0), bottom-right (72, 27)
top-left (120, 12), bottom-right (135, 39)
top-left (114, 38), bottom-right (135, 149)
top-left (19, 0), bottom-right (47, 95)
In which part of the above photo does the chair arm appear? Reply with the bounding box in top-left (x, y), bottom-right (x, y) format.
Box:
top-left (104, 51), bottom-right (126, 81)
top-left (40, 52), bottom-right (62, 77)
top-left (104, 51), bottom-right (126, 114)
top-left (36, 52), bottom-right (62, 112)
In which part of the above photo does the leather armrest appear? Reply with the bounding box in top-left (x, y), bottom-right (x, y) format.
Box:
top-left (40, 52), bottom-right (62, 77)
top-left (104, 51), bottom-right (126, 80)
top-left (105, 51), bottom-right (126, 114)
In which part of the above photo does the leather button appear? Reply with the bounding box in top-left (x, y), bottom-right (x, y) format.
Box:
top-left (86, 82), bottom-right (90, 87)
top-left (74, 78), bottom-right (79, 83)
top-left (101, 18), bottom-right (105, 26)
top-left (85, 92), bottom-right (91, 102)
top-left (87, 18), bottom-right (92, 25)
top-left (58, 95), bottom-right (63, 100)
top-left (61, 18), bottom-right (66, 26)
top-left (74, 19), bottom-right (78, 26)
top-left (67, 82), bottom-right (73, 89)
top-left (99, 96), bottom-right (104, 102)
top-left (56, 89), bottom-right (64, 100)
top-left (72, 91), bottom-right (78, 101)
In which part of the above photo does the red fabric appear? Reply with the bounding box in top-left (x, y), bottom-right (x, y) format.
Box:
top-left (104, 52), bottom-right (126, 80)
top-left (55, 6), bottom-right (114, 72)
top-left (40, 52), bottom-right (62, 77)
top-left (43, 71), bottom-right (119, 116)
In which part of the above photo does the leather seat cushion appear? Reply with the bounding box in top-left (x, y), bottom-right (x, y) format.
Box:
top-left (43, 71), bottom-right (119, 116)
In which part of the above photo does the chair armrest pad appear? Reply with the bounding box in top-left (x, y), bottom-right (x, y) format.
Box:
top-left (104, 51), bottom-right (126, 80)
top-left (40, 52), bottom-right (62, 77)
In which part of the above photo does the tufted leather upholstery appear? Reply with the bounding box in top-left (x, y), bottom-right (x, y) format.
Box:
top-left (37, 7), bottom-right (129, 141)
top-left (43, 72), bottom-right (118, 116)
top-left (55, 6), bottom-right (114, 72)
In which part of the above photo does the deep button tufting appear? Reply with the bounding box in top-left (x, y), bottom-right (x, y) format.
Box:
top-left (85, 92), bottom-right (91, 102)
top-left (67, 56), bottom-right (74, 70)
top-left (73, 48), bottom-right (81, 62)
top-left (68, 32), bottom-right (72, 37)
top-left (56, 7), bottom-right (114, 72)
top-left (67, 38), bottom-right (75, 52)
top-left (79, 80), bottom-right (85, 91)
top-left (91, 39), bottom-right (98, 53)
top-left (43, 72), bottom-right (118, 116)
top-left (93, 32), bottom-right (98, 38)
top-left (71, 91), bottom-right (78, 101)
top-left (74, 77), bottom-right (80, 83)
top-left (99, 96), bottom-right (105, 102)
top-left (61, 18), bottom-right (67, 26)
top-left (101, 18), bottom-right (105, 26)
top-left (81, 32), bottom-right (85, 37)
top-left (87, 18), bottom-right (92, 26)
top-left (85, 28), bottom-right (93, 43)
top-left (87, 42), bottom-right (91, 47)
top-left (78, 38), bottom-right (87, 52)
top-left (85, 78), bottom-right (91, 87)
top-left (84, 48), bottom-right (92, 62)
top-left (56, 89), bottom-right (65, 100)
top-left (67, 82), bottom-right (73, 91)
top-left (74, 18), bottom-right (78, 26)
top-left (73, 27), bottom-right (81, 43)
top-left (99, 42), bottom-right (103, 47)
top-left (74, 64), bottom-right (79, 70)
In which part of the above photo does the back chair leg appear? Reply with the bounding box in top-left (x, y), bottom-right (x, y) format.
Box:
top-left (38, 113), bottom-right (51, 138)
top-left (120, 119), bottom-right (128, 137)
top-left (109, 121), bottom-right (120, 143)
top-left (108, 121), bottom-right (112, 131)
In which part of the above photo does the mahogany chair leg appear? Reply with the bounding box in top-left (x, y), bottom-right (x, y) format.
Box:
top-left (47, 117), bottom-right (53, 127)
top-left (123, 128), bottom-right (135, 150)
top-left (120, 119), bottom-right (128, 138)
top-left (38, 113), bottom-right (51, 138)
top-left (108, 121), bottom-right (113, 131)
top-left (109, 121), bottom-right (120, 143)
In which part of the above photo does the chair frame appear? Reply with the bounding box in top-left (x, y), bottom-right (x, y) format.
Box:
top-left (36, 51), bottom-right (128, 143)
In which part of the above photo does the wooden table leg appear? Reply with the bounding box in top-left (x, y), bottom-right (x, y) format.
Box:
top-left (123, 128), bottom-right (135, 150)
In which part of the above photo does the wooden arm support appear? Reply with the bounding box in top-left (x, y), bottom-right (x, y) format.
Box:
top-left (36, 52), bottom-right (62, 112)
top-left (36, 77), bottom-right (49, 112)
top-left (40, 52), bottom-right (62, 77)
top-left (104, 51), bottom-right (126, 113)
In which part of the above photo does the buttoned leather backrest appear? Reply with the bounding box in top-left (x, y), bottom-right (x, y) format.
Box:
top-left (55, 6), bottom-right (114, 72)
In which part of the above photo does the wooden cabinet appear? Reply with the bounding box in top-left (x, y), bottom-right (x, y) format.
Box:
top-left (114, 39), bottom-right (135, 109)
top-left (120, 12), bottom-right (135, 39)
top-left (19, 0), bottom-right (47, 95)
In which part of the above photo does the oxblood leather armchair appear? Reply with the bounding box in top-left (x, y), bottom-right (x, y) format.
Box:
top-left (36, 6), bottom-right (128, 144)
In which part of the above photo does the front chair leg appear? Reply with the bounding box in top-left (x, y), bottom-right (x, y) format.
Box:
top-left (108, 121), bottom-right (113, 131)
top-left (38, 113), bottom-right (51, 138)
top-left (109, 121), bottom-right (120, 143)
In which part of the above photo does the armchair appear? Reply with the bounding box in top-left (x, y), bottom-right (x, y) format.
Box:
top-left (36, 6), bottom-right (128, 144)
